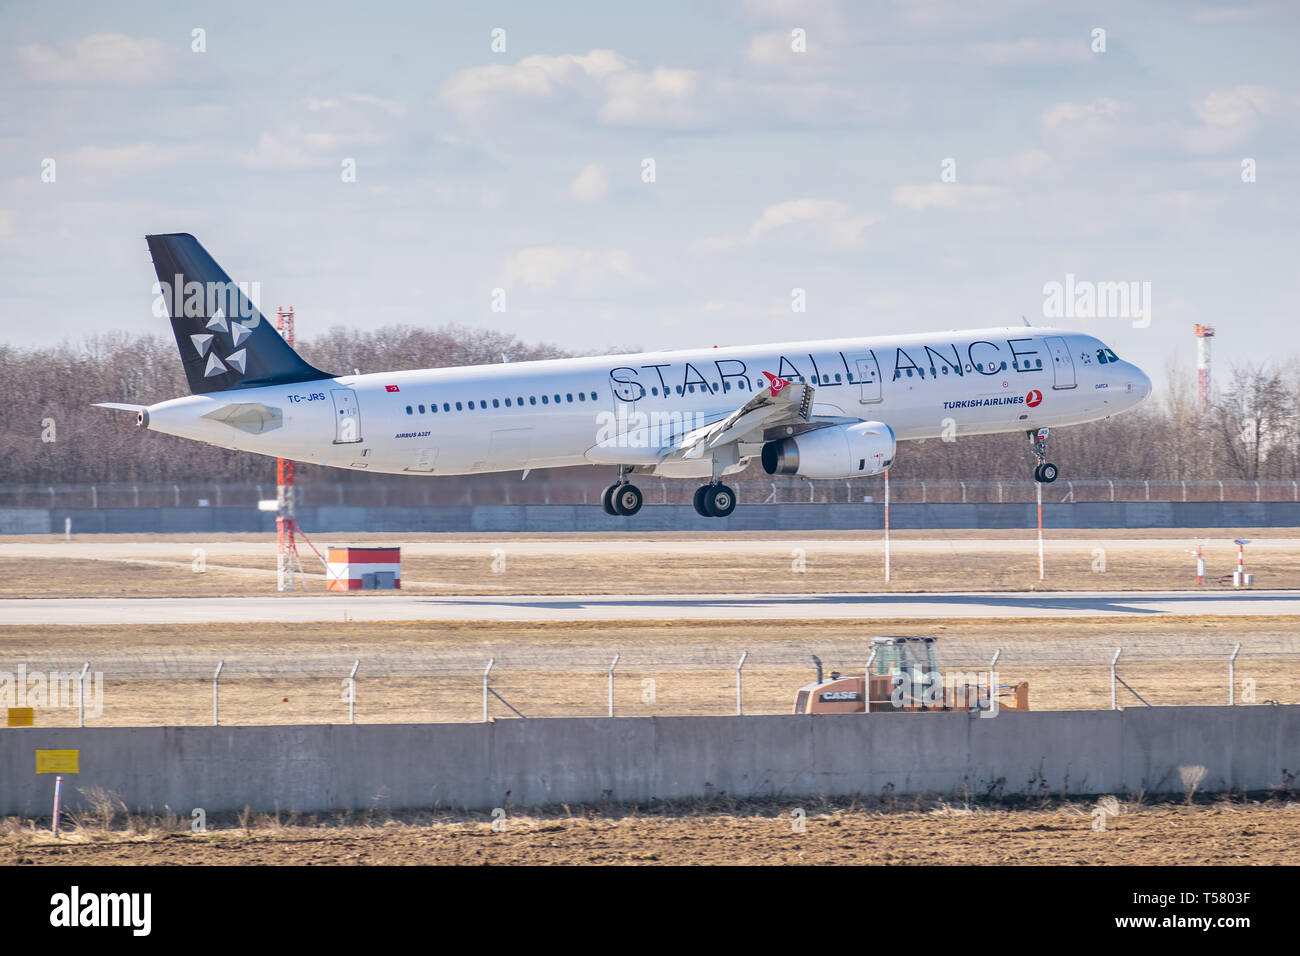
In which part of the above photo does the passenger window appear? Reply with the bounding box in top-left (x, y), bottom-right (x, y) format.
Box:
top-left (566, 393), bottom-right (573, 402)
top-left (553, 394), bottom-right (560, 403)
top-left (443, 403), bottom-right (449, 412)
top-left (418, 404), bottom-right (425, 413)
top-left (578, 392), bottom-right (585, 401)
top-left (529, 396), bottom-right (536, 405)
top-left (590, 392), bottom-right (597, 400)
top-left (455, 402), bottom-right (463, 411)
top-left (493, 399), bottom-right (500, 408)
top-left (505, 398), bottom-right (512, 407)
top-left (431, 404), bottom-right (437, 413)
top-left (542, 395), bottom-right (549, 404)
top-left (405, 405), bottom-right (412, 415)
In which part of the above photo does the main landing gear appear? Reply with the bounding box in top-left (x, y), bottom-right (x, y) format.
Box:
top-left (1029, 427), bottom-right (1059, 484)
top-left (693, 482), bottom-right (737, 518)
top-left (602, 466), bottom-right (643, 516)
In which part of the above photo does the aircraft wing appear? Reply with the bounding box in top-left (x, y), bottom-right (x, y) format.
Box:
top-left (586, 372), bottom-right (817, 465)
top-left (673, 372), bottom-right (813, 461)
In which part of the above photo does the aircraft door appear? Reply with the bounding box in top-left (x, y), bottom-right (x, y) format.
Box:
top-left (1044, 336), bottom-right (1077, 389)
top-left (331, 388), bottom-right (362, 443)
top-left (854, 354), bottom-right (882, 404)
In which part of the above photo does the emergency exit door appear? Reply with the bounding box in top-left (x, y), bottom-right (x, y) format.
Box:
top-left (1044, 337), bottom-right (1076, 389)
top-left (331, 389), bottom-right (362, 443)
top-left (854, 354), bottom-right (882, 404)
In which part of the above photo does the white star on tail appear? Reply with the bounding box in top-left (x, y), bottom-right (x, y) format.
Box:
top-left (190, 334), bottom-right (214, 357)
top-left (205, 309), bottom-right (228, 333)
top-left (230, 322), bottom-right (252, 347)
top-left (204, 352), bottom-right (227, 377)
top-left (225, 349), bottom-right (247, 374)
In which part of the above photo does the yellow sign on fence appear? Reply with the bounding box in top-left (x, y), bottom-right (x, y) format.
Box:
top-left (7, 708), bottom-right (34, 727)
top-left (35, 750), bottom-right (79, 773)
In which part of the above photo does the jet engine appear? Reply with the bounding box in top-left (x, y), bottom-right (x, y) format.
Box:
top-left (761, 421), bottom-right (895, 479)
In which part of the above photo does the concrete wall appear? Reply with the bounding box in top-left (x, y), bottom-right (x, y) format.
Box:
top-left (4, 501), bottom-right (1300, 535)
top-left (2, 706), bottom-right (1295, 816)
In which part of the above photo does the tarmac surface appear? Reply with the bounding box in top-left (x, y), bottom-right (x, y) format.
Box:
top-left (5, 590), bottom-right (1300, 625)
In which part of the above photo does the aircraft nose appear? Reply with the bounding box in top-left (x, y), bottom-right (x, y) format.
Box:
top-left (1130, 363), bottom-right (1152, 401)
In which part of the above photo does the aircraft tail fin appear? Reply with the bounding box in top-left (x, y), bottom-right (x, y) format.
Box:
top-left (146, 233), bottom-right (333, 395)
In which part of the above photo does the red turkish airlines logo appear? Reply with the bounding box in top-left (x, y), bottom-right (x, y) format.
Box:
top-left (762, 371), bottom-right (790, 397)
top-left (1026, 389), bottom-right (1043, 407)
top-left (385, 385), bottom-right (400, 393)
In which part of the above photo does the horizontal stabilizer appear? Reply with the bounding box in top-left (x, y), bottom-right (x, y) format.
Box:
top-left (93, 402), bottom-right (147, 413)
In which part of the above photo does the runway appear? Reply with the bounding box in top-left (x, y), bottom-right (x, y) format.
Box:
top-left (4, 590), bottom-right (1300, 625)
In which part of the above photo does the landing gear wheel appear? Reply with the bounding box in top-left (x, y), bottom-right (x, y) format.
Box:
top-left (693, 485), bottom-right (710, 517)
top-left (702, 484), bottom-right (737, 518)
top-left (601, 483), bottom-right (619, 515)
top-left (1029, 428), bottom-right (1057, 484)
top-left (612, 483), bottom-right (643, 516)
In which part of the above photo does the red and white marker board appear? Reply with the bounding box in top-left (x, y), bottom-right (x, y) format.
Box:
top-left (326, 546), bottom-right (401, 590)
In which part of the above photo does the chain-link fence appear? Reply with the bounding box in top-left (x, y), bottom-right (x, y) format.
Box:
top-left (4, 478), bottom-right (1300, 510)
top-left (8, 637), bottom-right (1297, 728)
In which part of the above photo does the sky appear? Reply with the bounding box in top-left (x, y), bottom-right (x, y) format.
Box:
top-left (1, 0), bottom-right (1297, 391)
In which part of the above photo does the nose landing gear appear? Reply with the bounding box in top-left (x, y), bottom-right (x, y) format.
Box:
top-left (1029, 428), bottom-right (1058, 484)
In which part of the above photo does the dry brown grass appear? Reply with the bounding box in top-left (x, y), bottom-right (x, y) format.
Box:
top-left (1, 616), bottom-right (1296, 725)
top-left (3, 794), bottom-right (1297, 866)
top-left (5, 528), bottom-right (1300, 598)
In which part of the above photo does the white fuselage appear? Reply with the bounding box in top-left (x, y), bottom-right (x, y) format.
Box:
top-left (140, 326), bottom-right (1151, 478)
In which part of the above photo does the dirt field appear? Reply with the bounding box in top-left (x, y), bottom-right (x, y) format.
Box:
top-left (4, 796), bottom-right (1297, 865)
top-left (3, 616), bottom-right (1297, 725)
top-left (2, 529), bottom-right (1299, 598)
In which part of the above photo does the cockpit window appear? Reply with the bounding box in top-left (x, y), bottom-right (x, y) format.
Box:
top-left (1096, 347), bottom-right (1119, 364)
top-left (1105, 348), bottom-right (1118, 362)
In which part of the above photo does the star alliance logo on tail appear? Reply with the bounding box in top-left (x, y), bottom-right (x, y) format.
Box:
top-left (189, 309), bottom-right (251, 377)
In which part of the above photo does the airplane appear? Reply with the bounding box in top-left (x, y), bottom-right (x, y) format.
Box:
top-left (96, 233), bottom-right (1153, 517)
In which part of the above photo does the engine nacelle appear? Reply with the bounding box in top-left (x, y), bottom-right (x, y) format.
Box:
top-left (761, 421), bottom-right (895, 479)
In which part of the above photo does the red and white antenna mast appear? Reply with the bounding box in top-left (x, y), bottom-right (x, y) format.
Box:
top-left (275, 306), bottom-right (304, 591)
top-left (1193, 325), bottom-right (1215, 414)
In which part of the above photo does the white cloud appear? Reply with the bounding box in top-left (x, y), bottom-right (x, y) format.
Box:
top-left (1183, 85), bottom-right (1285, 152)
top-left (439, 50), bottom-right (632, 123)
top-left (748, 31), bottom-right (800, 67)
top-left (237, 132), bottom-right (320, 170)
top-left (973, 149), bottom-right (1060, 184)
top-left (62, 143), bottom-right (193, 180)
top-left (501, 246), bottom-right (644, 294)
top-left (967, 38), bottom-right (1092, 65)
top-left (891, 183), bottom-right (1006, 211)
top-left (19, 33), bottom-right (179, 86)
top-left (745, 198), bottom-right (874, 247)
top-left (306, 93), bottom-right (408, 118)
top-left (566, 164), bottom-right (611, 203)
top-left (1041, 98), bottom-right (1125, 155)
top-left (687, 234), bottom-right (741, 257)
top-left (438, 48), bottom-right (877, 130)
